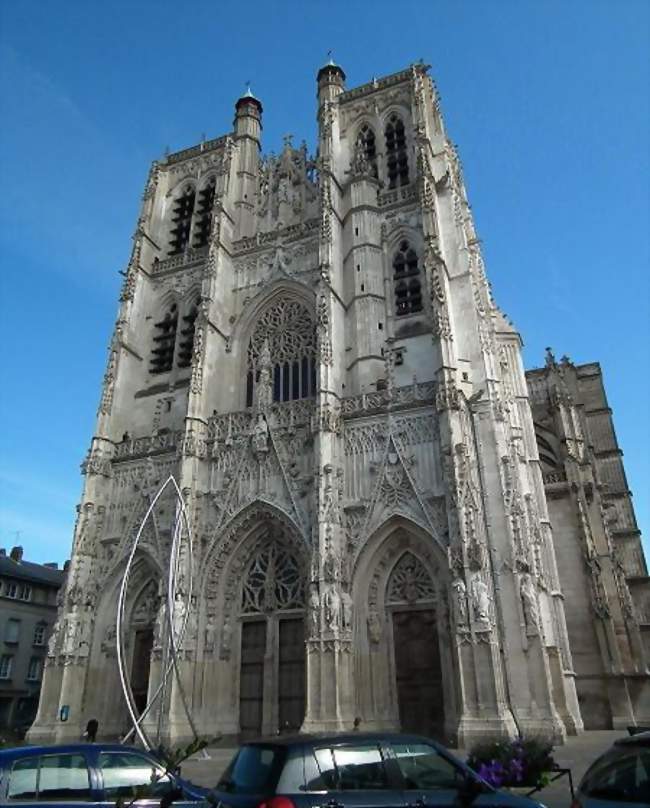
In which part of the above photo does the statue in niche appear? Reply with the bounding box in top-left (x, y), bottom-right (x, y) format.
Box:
top-left (47, 621), bottom-right (61, 657)
top-left (256, 339), bottom-right (273, 412)
top-left (204, 613), bottom-right (216, 652)
top-left (323, 550), bottom-right (337, 583)
top-left (62, 610), bottom-right (81, 656)
top-left (341, 587), bottom-right (353, 632)
top-left (308, 584), bottom-right (320, 637)
top-left (451, 577), bottom-right (468, 628)
top-left (252, 412), bottom-right (270, 455)
top-left (470, 573), bottom-right (490, 623)
top-left (324, 584), bottom-right (340, 631)
top-left (172, 593), bottom-right (186, 646)
top-left (519, 571), bottom-right (540, 634)
top-left (367, 609), bottom-right (382, 644)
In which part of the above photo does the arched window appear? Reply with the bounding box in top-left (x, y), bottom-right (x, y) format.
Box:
top-left (393, 240), bottom-right (422, 316)
top-left (149, 304), bottom-right (178, 373)
top-left (357, 123), bottom-right (377, 177)
top-left (177, 304), bottom-right (198, 368)
top-left (385, 114), bottom-right (409, 189)
top-left (192, 177), bottom-right (216, 248)
top-left (168, 185), bottom-right (195, 255)
top-left (246, 299), bottom-right (317, 408)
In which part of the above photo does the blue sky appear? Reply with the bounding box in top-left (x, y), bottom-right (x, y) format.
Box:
top-left (0, 0), bottom-right (648, 565)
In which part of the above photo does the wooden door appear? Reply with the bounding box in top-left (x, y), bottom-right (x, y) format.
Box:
top-left (240, 620), bottom-right (266, 738)
top-left (278, 618), bottom-right (305, 732)
top-left (392, 609), bottom-right (444, 740)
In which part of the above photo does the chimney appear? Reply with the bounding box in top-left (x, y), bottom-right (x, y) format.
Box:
top-left (63, 560), bottom-right (71, 573)
top-left (10, 546), bottom-right (23, 563)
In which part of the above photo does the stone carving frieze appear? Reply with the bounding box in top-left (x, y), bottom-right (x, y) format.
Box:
top-left (257, 138), bottom-right (318, 232)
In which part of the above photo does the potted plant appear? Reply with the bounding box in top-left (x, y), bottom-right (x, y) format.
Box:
top-left (466, 736), bottom-right (556, 793)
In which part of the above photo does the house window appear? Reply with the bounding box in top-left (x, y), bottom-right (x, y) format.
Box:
top-left (20, 584), bottom-right (32, 602)
top-left (168, 185), bottom-right (196, 255)
top-left (26, 657), bottom-right (41, 682)
top-left (149, 304), bottom-right (178, 374)
top-left (385, 114), bottom-right (409, 188)
top-left (0, 655), bottom-right (13, 679)
top-left (33, 623), bottom-right (47, 646)
top-left (393, 240), bottom-right (422, 316)
top-left (5, 618), bottom-right (20, 644)
top-left (6, 581), bottom-right (18, 599)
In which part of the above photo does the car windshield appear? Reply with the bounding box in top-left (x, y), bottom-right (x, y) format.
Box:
top-left (218, 745), bottom-right (287, 794)
top-left (582, 746), bottom-right (650, 804)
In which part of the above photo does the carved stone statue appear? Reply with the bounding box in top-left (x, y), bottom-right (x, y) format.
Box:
top-left (252, 412), bottom-right (270, 455)
top-left (341, 589), bottom-right (353, 632)
top-left (309, 585), bottom-right (320, 637)
top-left (451, 577), bottom-right (468, 627)
top-left (367, 609), bottom-right (382, 644)
top-left (520, 572), bottom-right (540, 634)
top-left (47, 621), bottom-right (61, 657)
top-left (204, 614), bottom-right (216, 651)
top-left (172, 593), bottom-right (186, 646)
top-left (256, 339), bottom-right (273, 412)
top-left (62, 610), bottom-right (81, 656)
top-left (470, 574), bottom-right (490, 623)
top-left (219, 617), bottom-right (232, 660)
top-left (153, 602), bottom-right (165, 650)
top-left (324, 584), bottom-right (340, 631)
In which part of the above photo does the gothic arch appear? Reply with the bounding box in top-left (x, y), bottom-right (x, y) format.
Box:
top-left (233, 279), bottom-right (315, 349)
top-left (201, 499), bottom-right (307, 608)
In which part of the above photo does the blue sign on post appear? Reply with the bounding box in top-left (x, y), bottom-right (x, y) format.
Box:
top-left (59, 705), bottom-right (70, 722)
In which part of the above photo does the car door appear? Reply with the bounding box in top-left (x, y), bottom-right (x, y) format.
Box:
top-left (310, 741), bottom-right (407, 808)
top-left (95, 750), bottom-right (195, 808)
top-left (388, 740), bottom-right (506, 808)
top-left (1, 751), bottom-right (99, 808)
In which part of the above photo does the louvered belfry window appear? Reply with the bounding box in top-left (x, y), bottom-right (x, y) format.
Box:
top-left (177, 306), bottom-right (198, 368)
top-left (393, 240), bottom-right (422, 316)
top-left (168, 185), bottom-right (195, 255)
top-left (150, 305), bottom-right (178, 373)
top-left (192, 178), bottom-right (216, 248)
top-left (358, 123), bottom-right (377, 176)
top-left (385, 114), bottom-right (409, 189)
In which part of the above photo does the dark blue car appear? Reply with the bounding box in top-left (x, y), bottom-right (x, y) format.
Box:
top-left (0, 743), bottom-right (208, 807)
top-left (210, 733), bottom-right (546, 808)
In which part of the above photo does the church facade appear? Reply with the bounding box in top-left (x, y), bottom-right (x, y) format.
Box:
top-left (29, 63), bottom-right (649, 747)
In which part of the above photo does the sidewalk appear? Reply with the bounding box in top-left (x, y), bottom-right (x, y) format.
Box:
top-left (181, 730), bottom-right (626, 808)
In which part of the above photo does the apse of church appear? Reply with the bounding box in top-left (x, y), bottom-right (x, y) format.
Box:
top-left (28, 62), bottom-right (649, 747)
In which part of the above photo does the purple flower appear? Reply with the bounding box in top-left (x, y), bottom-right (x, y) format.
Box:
top-left (509, 758), bottom-right (525, 783)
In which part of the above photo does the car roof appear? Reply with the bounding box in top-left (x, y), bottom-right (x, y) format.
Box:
top-left (236, 732), bottom-right (445, 748)
top-left (0, 743), bottom-right (154, 761)
top-left (614, 731), bottom-right (650, 748)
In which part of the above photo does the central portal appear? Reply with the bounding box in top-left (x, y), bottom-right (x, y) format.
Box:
top-left (237, 534), bottom-right (306, 738)
top-left (393, 608), bottom-right (444, 739)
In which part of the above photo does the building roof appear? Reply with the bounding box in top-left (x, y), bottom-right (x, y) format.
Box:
top-left (0, 555), bottom-right (66, 587)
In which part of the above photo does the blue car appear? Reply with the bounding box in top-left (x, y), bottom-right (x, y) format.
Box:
top-left (209, 733), bottom-right (546, 808)
top-left (0, 743), bottom-right (208, 807)
top-left (573, 731), bottom-right (650, 807)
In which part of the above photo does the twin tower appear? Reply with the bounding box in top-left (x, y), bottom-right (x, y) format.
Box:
top-left (30, 61), bottom-right (648, 746)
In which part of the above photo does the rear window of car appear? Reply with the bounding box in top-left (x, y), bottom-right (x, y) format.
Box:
top-left (582, 746), bottom-right (650, 804)
top-left (218, 745), bottom-right (287, 794)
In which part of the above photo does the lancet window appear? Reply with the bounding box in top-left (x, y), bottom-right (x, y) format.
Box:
top-left (357, 123), bottom-right (377, 177)
top-left (168, 185), bottom-right (195, 255)
top-left (393, 240), bottom-right (422, 316)
top-left (149, 304), bottom-right (178, 373)
top-left (245, 299), bottom-right (317, 408)
top-left (192, 177), bottom-right (216, 248)
top-left (385, 114), bottom-right (409, 188)
top-left (241, 541), bottom-right (304, 614)
top-left (177, 304), bottom-right (198, 368)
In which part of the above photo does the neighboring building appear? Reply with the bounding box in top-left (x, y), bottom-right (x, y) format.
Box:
top-left (0, 547), bottom-right (66, 734)
top-left (28, 62), bottom-right (649, 747)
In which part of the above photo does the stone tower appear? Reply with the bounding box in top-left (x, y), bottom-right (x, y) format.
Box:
top-left (29, 62), bottom-right (648, 746)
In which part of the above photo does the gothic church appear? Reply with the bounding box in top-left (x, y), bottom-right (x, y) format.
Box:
top-left (29, 62), bottom-right (649, 746)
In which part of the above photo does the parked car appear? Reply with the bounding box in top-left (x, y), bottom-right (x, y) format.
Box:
top-left (210, 733), bottom-right (546, 808)
top-left (573, 730), bottom-right (650, 807)
top-left (0, 743), bottom-right (208, 807)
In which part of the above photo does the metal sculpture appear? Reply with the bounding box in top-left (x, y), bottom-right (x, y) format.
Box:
top-left (115, 474), bottom-right (199, 750)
